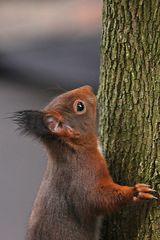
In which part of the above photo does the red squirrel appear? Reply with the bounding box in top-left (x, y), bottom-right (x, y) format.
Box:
top-left (14, 85), bottom-right (156, 240)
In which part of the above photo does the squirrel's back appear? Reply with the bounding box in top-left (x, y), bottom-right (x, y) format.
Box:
top-left (26, 142), bottom-right (103, 240)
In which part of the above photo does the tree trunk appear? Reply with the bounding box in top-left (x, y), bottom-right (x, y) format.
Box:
top-left (98, 0), bottom-right (160, 239)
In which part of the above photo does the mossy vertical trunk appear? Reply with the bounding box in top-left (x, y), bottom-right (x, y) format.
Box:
top-left (98, 0), bottom-right (160, 239)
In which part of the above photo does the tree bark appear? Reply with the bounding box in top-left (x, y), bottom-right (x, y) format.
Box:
top-left (98, 0), bottom-right (160, 239)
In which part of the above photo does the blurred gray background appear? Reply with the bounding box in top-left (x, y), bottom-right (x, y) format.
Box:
top-left (0, 1), bottom-right (101, 240)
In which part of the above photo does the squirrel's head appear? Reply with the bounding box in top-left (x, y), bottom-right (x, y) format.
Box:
top-left (13, 86), bottom-right (97, 148)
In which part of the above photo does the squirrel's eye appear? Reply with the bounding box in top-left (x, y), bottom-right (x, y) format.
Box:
top-left (77, 102), bottom-right (85, 112)
top-left (73, 100), bottom-right (86, 114)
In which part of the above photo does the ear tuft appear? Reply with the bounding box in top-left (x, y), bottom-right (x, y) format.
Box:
top-left (12, 110), bottom-right (51, 138)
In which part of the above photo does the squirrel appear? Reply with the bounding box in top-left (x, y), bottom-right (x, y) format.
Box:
top-left (14, 85), bottom-right (156, 240)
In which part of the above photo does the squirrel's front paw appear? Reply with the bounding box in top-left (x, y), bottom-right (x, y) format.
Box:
top-left (133, 183), bottom-right (157, 202)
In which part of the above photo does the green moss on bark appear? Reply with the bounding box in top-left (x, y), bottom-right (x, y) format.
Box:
top-left (98, 0), bottom-right (160, 239)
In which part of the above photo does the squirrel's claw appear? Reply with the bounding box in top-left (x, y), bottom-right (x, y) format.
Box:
top-left (133, 183), bottom-right (157, 202)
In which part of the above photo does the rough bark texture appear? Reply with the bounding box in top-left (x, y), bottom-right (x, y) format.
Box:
top-left (98, 0), bottom-right (160, 239)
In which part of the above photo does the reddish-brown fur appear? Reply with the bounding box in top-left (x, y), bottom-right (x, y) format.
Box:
top-left (14, 86), bottom-right (155, 240)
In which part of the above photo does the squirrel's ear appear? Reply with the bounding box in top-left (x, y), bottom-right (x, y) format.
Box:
top-left (44, 113), bottom-right (80, 139)
top-left (13, 110), bottom-right (51, 138)
top-left (13, 110), bottom-right (80, 140)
